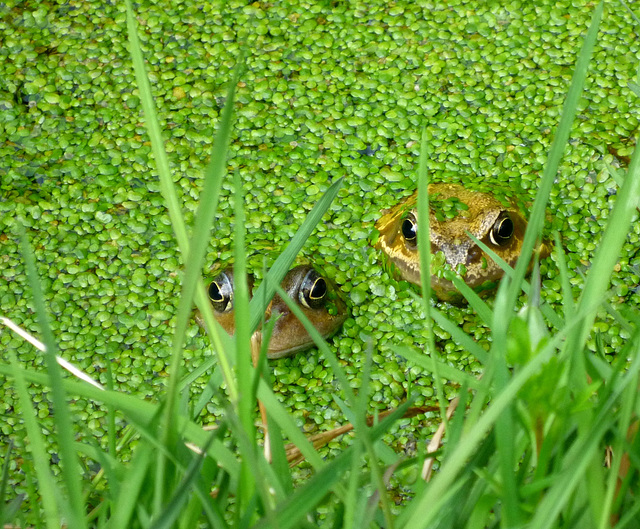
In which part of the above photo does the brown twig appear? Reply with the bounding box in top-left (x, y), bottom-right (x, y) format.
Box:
top-left (285, 405), bottom-right (438, 466)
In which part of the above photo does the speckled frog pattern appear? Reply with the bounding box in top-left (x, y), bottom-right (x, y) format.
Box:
top-left (375, 183), bottom-right (551, 301)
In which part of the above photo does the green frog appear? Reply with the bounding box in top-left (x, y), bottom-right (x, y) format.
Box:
top-left (375, 183), bottom-right (550, 301)
top-left (205, 265), bottom-right (348, 359)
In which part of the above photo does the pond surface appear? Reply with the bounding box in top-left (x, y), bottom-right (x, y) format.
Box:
top-left (1, 0), bottom-right (638, 465)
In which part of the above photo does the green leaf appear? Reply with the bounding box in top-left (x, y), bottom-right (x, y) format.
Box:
top-left (18, 226), bottom-right (87, 529)
top-left (248, 177), bottom-right (343, 332)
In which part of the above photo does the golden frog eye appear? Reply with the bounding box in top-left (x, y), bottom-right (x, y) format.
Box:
top-left (208, 271), bottom-right (234, 313)
top-left (489, 212), bottom-right (514, 246)
top-left (401, 214), bottom-right (417, 245)
top-left (299, 269), bottom-right (328, 309)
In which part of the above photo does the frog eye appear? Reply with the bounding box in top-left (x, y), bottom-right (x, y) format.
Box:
top-left (401, 214), bottom-right (417, 244)
top-left (208, 271), bottom-right (234, 313)
top-left (489, 213), bottom-right (514, 246)
top-left (299, 269), bottom-right (328, 310)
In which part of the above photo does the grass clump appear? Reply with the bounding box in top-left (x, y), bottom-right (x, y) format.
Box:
top-left (3, 1), bottom-right (640, 528)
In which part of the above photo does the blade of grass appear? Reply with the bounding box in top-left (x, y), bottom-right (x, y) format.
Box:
top-left (124, 0), bottom-right (236, 402)
top-left (124, 0), bottom-right (187, 245)
top-left (251, 401), bottom-right (415, 529)
top-left (256, 382), bottom-right (324, 469)
top-left (231, 169), bottom-right (260, 515)
top-left (400, 301), bottom-right (596, 528)
top-left (450, 276), bottom-right (494, 325)
top-left (20, 459), bottom-right (40, 529)
top-left (353, 343), bottom-right (394, 529)
top-left (491, 279), bottom-right (521, 525)
top-left (411, 302), bottom-right (489, 364)
top-left (344, 438), bottom-right (364, 529)
top-left (77, 444), bottom-right (121, 523)
top-left (530, 351), bottom-right (640, 528)
top-left (106, 445), bottom-right (153, 529)
top-left (126, 0), bottom-right (243, 509)
top-left (190, 366), bottom-right (224, 421)
top-left (180, 356), bottom-right (217, 391)
top-left (616, 502), bottom-right (640, 529)
top-left (416, 127), bottom-right (433, 309)
top-left (390, 344), bottom-right (482, 389)
top-left (569, 133), bottom-right (640, 367)
top-left (0, 362), bottom-right (241, 480)
top-left (233, 170), bottom-right (254, 417)
top-left (150, 429), bottom-right (226, 529)
top-left (619, 0), bottom-right (640, 30)
top-left (552, 231), bottom-right (576, 322)
top-left (598, 369), bottom-right (638, 529)
top-left (19, 226), bottom-right (87, 529)
top-left (501, 0), bottom-right (602, 315)
top-left (105, 359), bottom-right (117, 462)
top-left (8, 352), bottom-right (59, 529)
top-left (262, 411), bottom-right (292, 496)
top-left (0, 495), bottom-right (23, 527)
top-left (0, 442), bottom-right (18, 526)
top-left (273, 282), bottom-right (356, 406)
top-left (223, 405), bottom-right (286, 526)
top-left (161, 57), bottom-right (242, 411)
top-left (464, 363), bottom-right (494, 431)
top-left (464, 235), bottom-right (563, 329)
top-left (248, 177), bottom-right (343, 332)
top-left (415, 128), bottom-right (450, 442)
top-left (430, 306), bottom-right (488, 365)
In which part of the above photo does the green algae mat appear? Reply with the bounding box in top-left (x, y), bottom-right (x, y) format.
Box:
top-left (1, 0), bottom-right (640, 523)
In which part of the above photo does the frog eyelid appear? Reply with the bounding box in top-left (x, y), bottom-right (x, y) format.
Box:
top-left (489, 212), bottom-right (514, 246)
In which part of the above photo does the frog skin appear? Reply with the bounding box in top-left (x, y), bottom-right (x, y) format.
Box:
top-left (205, 265), bottom-right (348, 359)
top-left (375, 183), bottom-right (551, 301)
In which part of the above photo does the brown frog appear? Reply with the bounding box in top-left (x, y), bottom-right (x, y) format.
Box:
top-left (205, 265), bottom-right (348, 359)
top-left (375, 183), bottom-right (550, 301)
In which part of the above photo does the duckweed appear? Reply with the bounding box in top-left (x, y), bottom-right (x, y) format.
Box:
top-left (2, 0), bottom-right (640, 478)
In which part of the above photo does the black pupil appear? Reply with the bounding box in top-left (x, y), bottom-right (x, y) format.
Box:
top-left (495, 216), bottom-right (514, 241)
top-left (310, 278), bottom-right (327, 300)
top-left (402, 218), bottom-right (416, 241)
top-left (208, 281), bottom-right (223, 302)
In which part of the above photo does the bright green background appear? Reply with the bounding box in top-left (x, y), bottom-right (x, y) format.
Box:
top-left (1, 0), bottom-right (639, 462)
